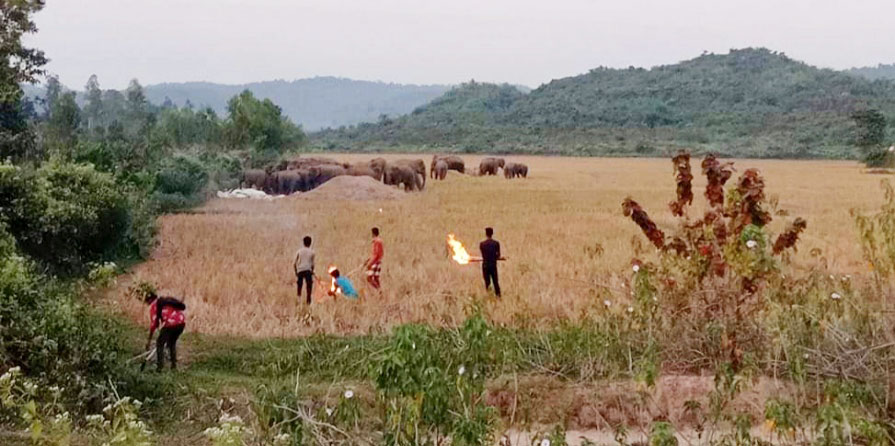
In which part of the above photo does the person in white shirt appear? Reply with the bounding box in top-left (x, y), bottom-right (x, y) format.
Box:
top-left (293, 236), bottom-right (316, 304)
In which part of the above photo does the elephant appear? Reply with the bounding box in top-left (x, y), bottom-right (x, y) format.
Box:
top-left (479, 157), bottom-right (505, 176)
top-left (433, 160), bottom-right (448, 180)
top-left (432, 155), bottom-right (465, 174)
top-left (241, 169), bottom-right (269, 190)
top-left (274, 169), bottom-right (309, 194)
top-left (393, 159), bottom-right (426, 189)
top-left (307, 164), bottom-right (346, 189)
top-left (503, 163), bottom-right (517, 179)
top-left (346, 162), bottom-right (380, 179)
top-left (384, 164), bottom-right (422, 192)
top-left (286, 157), bottom-right (342, 170)
top-left (369, 158), bottom-right (387, 181)
top-left (504, 162), bottom-right (528, 179)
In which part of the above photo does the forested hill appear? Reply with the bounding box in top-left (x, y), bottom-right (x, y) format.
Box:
top-left (848, 64), bottom-right (895, 81)
top-left (314, 48), bottom-right (895, 159)
top-left (144, 77), bottom-right (451, 131)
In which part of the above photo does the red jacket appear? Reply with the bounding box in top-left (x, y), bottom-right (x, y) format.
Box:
top-left (149, 299), bottom-right (186, 334)
top-left (370, 238), bottom-right (384, 265)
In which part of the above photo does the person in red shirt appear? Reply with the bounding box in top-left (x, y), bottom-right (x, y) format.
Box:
top-left (364, 227), bottom-right (384, 290)
top-left (143, 290), bottom-right (186, 371)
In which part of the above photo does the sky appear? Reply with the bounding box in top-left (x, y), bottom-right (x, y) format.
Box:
top-left (26, 0), bottom-right (895, 90)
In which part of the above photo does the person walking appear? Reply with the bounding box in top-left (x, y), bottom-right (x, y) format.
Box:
top-left (364, 227), bottom-right (384, 291)
top-left (293, 236), bottom-right (316, 304)
top-left (479, 227), bottom-right (504, 297)
top-left (143, 290), bottom-right (186, 371)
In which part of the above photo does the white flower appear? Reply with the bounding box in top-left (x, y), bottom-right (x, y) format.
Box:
top-left (889, 145), bottom-right (894, 153)
top-left (411, 343), bottom-right (416, 350)
top-left (378, 208), bottom-right (383, 213)
top-left (830, 292), bottom-right (842, 300)
top-left (603, 300), bottom-right (611, 307)
top-left (540, 439), bottom-right (551, 446)
top-left (344, 390), bottom-right (354, 399)
top-left (627, 306), bottom-right (634, 313)
top-left (746, 240), bottom-right (758, 249)
top-left (652, 296), bottom-right (658, 302)
top-left (829, 275), bottom-right (835, 280)
top-left (325, 408), bottom-right (333, 416)
top-left (219, 413), bottom-right (243, 424)
top-left (458, 365), bottom-right (466, 376)
top-left (632, 264), bottom-right (640, 272)
top-left (802, 353), bottom-right (809, 359)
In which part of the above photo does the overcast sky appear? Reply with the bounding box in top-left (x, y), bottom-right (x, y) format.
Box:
top-left (27, 0), bottom-right (895, 90)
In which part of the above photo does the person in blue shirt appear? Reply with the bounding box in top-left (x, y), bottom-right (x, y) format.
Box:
top-left (328, 268), bottom-right (358, 299)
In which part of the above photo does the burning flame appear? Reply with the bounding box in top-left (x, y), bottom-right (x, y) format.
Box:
top-left (447, 234), bottom-right (472, 265)
top-left (328, 265), bottom-right (341, 295)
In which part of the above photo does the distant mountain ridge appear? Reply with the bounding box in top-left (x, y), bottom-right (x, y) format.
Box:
top-left (848, 64), bottom-right (895, 81)
top-left (22, 77), bottom-right (454, 131)
top-left (315, 48), bottom-right (895, 159)
top-left (143, 77), bottom-right (452, 131)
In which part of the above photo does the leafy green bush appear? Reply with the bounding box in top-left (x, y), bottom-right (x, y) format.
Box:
top-left (373, 311), bottom-right (496, 445)
top-left (0, 161), bottom-right (131, 274)
top-left (152, 154), bottom-right (208, 212)
top-left (154, 154), bottom-right (208, 196)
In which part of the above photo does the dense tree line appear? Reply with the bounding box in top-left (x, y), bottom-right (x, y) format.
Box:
top-left (0, 0), bottom-right (307, 414)
top-left (315, 49), bottom-right (895, 160)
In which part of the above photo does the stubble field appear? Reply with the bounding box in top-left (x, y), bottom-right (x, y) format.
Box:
top-left (106, 155), bottom-right (884, 338)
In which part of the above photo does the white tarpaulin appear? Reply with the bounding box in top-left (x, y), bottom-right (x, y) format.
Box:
top-left (216, 188), bottom-right (285, 200)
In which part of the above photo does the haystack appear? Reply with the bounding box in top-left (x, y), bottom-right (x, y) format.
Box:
top-left (301, 176), bottom-right (406, 201)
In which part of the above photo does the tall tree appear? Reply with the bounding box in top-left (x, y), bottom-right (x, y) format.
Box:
top-left (0, 0), bottom-right (47, 160)
top-left (224, 89), bottom-right (304, 157)
top-left (45, 91), bottom-right (81, 157)
top-left (852, 109), bottom-right (889, 167)
top-left (83, 74), bottom-right (103, 132)
top-left (43, 74), bottom-right (61, 117)
top-left (124, 79), bottom-right (153, 140)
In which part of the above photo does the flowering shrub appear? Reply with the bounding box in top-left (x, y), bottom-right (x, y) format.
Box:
top-left (623, 151), bottom-right (806, 370)
top-left (204, 412), bottom-right (251, 446)
top-left (85, 396), bottom-right (153, 446)
top-left (0, 367), bottom-right (154, 446)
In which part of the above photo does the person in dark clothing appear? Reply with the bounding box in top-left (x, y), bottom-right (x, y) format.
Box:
top-left (479, 227), bottom-right (504, 297)
top-left (143, 290), bottom-right (186, 371)
top-left (293, 236), bottom-right (316, 304)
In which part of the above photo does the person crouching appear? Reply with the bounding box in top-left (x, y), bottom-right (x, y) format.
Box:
top-left (327, 268), bottom-right (358, 299)
top-left (143, 290), bottom-right (186, 371)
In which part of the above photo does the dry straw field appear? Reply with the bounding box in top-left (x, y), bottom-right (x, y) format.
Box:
top-left (106, 155), bottom-right (884, 337)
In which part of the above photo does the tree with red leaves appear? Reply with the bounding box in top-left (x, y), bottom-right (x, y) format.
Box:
top-left (701, 154), bottom-right (734, 208)
top-left (622, 198), bottom-right (665, 249)
top-left (669, 151), bottom-right (694, 216)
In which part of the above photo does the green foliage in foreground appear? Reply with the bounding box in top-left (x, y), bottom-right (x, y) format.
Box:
top-left (314, 48), bottom-right (895, 159)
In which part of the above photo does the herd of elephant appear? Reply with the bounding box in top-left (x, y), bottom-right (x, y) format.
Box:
top-left (240, 155), bottom-right (529, 195)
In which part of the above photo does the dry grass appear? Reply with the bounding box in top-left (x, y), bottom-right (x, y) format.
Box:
top-left (105, 155), bottom-right (886, 337)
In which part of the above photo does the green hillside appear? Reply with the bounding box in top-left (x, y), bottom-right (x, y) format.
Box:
top-left (314, 49), bottom-right (895, 158)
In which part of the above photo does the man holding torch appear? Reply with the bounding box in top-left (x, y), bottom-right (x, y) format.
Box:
top-left (479, 227), bottom-right (504, 297)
